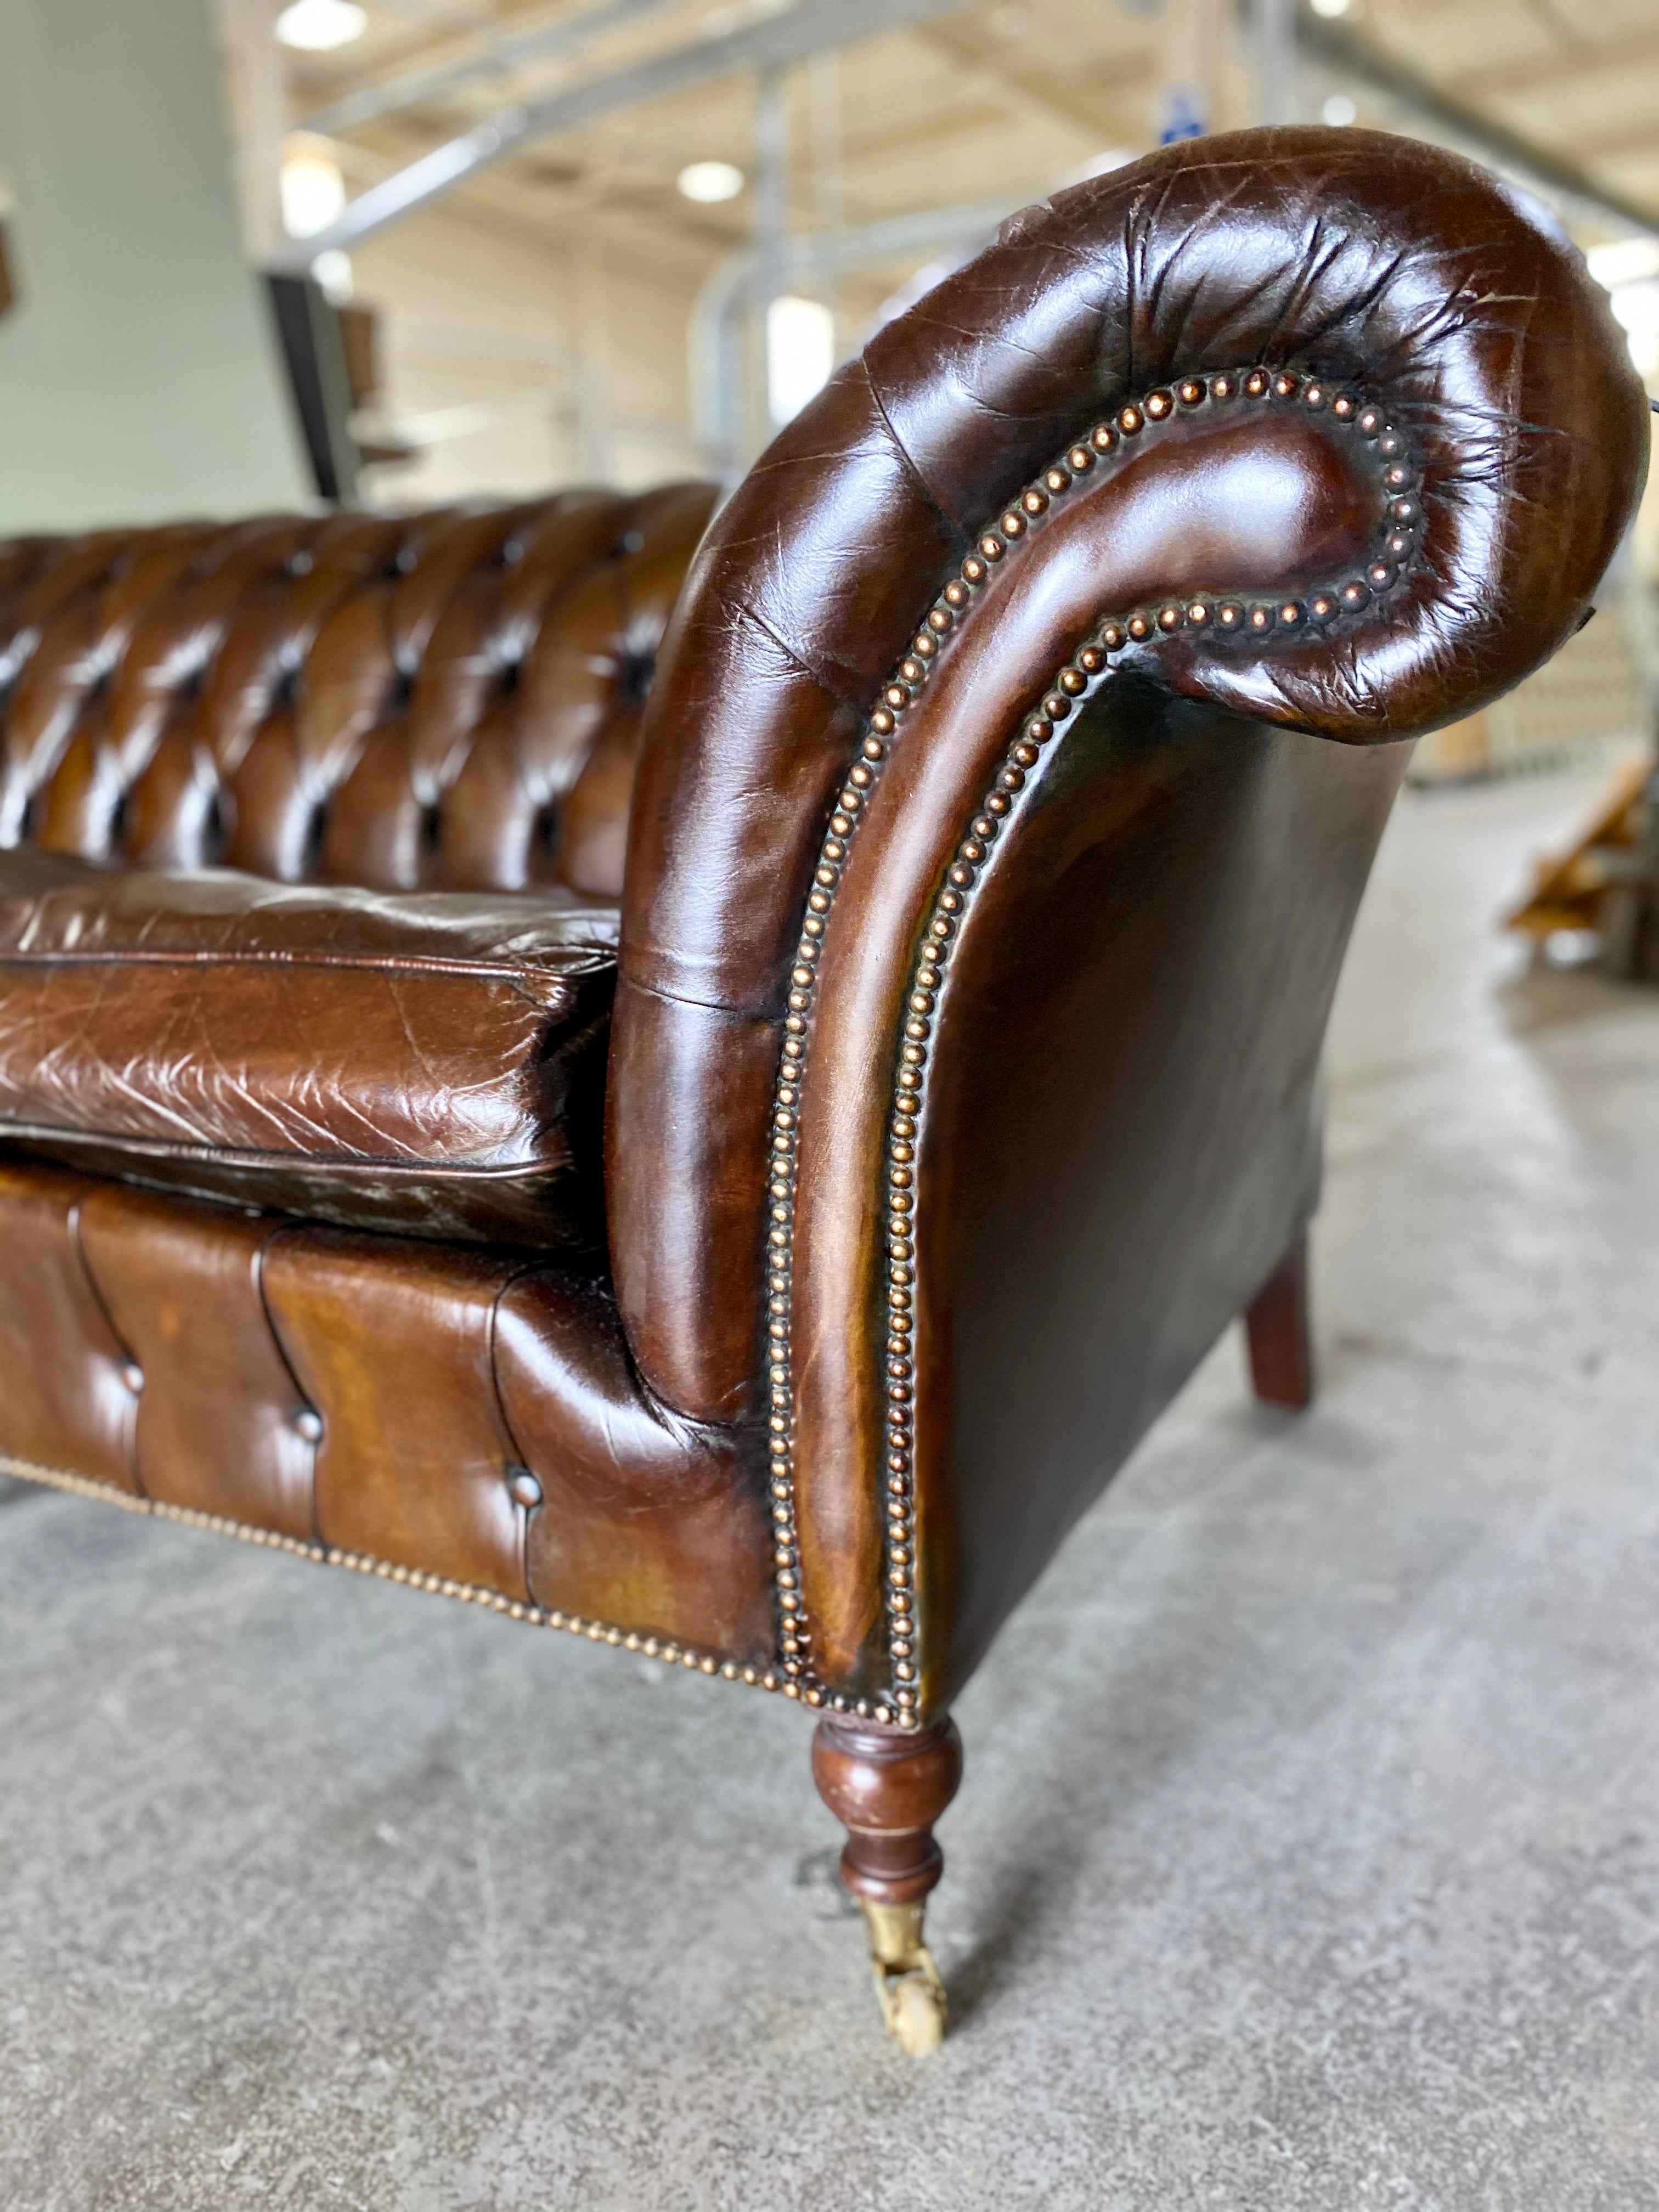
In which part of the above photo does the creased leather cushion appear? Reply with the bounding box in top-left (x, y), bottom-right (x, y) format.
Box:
top-left (0, 853), bottom-right (617, 1243)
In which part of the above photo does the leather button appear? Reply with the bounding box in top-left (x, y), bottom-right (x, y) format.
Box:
top-left (506, 1468), bottom-right (542, 1508)
top-left (120, 1361), bottom-right (144, 1395)
top-left (293, 1408), bottom-right (324, 1443)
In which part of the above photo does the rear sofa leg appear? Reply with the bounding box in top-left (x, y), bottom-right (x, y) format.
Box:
top-left (811, 1714), bottom-right (963, 2054)
top-left (1245, 1229), bottom-right (1315, 1409)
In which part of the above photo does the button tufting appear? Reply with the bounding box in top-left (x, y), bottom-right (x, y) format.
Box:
top-left (507, 1469), bottom-right (543, 1508)
top-left (293, 1409), bottom-right (324, 1444)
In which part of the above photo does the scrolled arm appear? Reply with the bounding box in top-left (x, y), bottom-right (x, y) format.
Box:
top-left (610, 125), bottom-right (1647, 1710)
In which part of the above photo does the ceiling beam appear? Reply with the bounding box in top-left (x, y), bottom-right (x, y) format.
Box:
top-left (1299, 8), bottom-right (1659, 233)
top-left (299, 0), bottom-right (680, 138)
top-left (277, 0), bottom-right (975, 268)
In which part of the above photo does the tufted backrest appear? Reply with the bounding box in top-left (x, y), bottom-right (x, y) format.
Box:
top-left (0, 480), bottom-right (719, 899)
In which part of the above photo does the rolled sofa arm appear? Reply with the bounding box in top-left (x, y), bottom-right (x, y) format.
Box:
top-left (610, 127), bottom-right (1647, 1706)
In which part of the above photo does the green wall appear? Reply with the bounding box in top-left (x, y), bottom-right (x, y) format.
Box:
top-left (0, 0), bottom-right (308, 531)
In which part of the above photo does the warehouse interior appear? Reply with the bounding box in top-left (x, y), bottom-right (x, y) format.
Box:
top-left (0, 2), bottom-right (1656, 2204)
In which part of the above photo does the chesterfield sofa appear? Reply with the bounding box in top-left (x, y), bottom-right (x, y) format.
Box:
top-left (0, 128), bottom-right (1645, 2053)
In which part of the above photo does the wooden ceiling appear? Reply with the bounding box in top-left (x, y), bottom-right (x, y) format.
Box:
top-left (276, 0), bottom-right (1659, 297)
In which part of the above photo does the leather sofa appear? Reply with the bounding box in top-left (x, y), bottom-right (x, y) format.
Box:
top-left (0, 128), bottom-right (1646, 2053)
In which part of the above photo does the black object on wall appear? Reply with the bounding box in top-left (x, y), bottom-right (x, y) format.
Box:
top-left (265, 272), bottom-right (360, 504)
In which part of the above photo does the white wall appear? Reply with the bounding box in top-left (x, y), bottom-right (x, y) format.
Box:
top-left (351, 208), bottom-right (707, 505)
top-left (0, 0), bottom-right (308, 532)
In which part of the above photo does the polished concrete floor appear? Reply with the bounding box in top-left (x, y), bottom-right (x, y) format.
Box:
top-left (3, 764), bottom-right (1658, 2211)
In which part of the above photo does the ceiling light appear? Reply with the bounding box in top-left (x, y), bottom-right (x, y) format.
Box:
top-left (280, 148), bottom-right (347, 239)
top-left (1309, 0), bottom-right (1352, 15)
top-left (678, 160), bottom-right (744, 204)
top-left (1322, 94), bottom-right (1358, 126)
top-left (312, 249), bottom-right (354, 303)
top-left (276, 0), bottom-right (368, 52)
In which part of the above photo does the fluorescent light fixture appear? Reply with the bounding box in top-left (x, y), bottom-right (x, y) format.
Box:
top-left (1587, 237), bottom-right (1659, 289)
top-left (1608, 278), bottom-right (1659, 338)
top-left (678, 160), bottom-right (744, 204)
top-left (277, 0), bottom-right (368, 52)
top-left (1309, 0), bottom-right (1352, 15)
top-left (767, 294), bottom-right (834, 426)
top-left (281, 148), bottom-right (347, 239)
top-left (1322, 94), bottom-right (1357, 125)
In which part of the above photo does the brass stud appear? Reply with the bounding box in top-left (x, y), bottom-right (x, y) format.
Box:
top-left (1217, 602), bottom-right (1243, 629)
top-left (1368, 562), bottom-right (1394, 590)
top-left (1188, 601), bottom-right (1210, 625)
top-left (1331, 393), bottom-right (1355, 419)
top-left (1068, 444), bottom-right (1095, 472)
top-left (1001, 511), bottom-right (1026, 537)
top-left (1249, 605), bottom-right (1272, 631)
top-left (927, 607), bottom-right (951, 633)
top-left (1157, 603), bottom-right (1183, 632)
top-left (1091, 424), bottom-right (1116, 453)
top-left (1303, 382), bottom-right (1326, 410)
top-left (1144, 388), bottom-right (1173, 420)
top-left (979, 537), bottom-right (1004, 563)
top-left (1245, 369), bottom-right (1268, 397)
top-left (1177, 378), bottom-right (1205, 405)
top-left (1118, 404), bottom-right (1143, 435)
top-left (1341, 579), bottom-right (1370, 607)
top-left (1043, 466), bottom-right (1071, 494)
top-left (1022, 488), bottom-right (1048, 517)
top-left (1101, 622), bottom-right (1126, 651)
top-left (1310, 594), bottom-right (1336, 622)
top-left (1273, 371), bottom-right (1298, 398)
top-left (1210, 373), bottom-right (1235, 399)
top-left (1058, 667), bottom-right (1086, 695)
top-left (944, 580), bottom-right (968, 607)
top-left (1076, 647), bottom-right (1104, 674)
top-left (1357, 407), bottom-right (1382, 435)
top-left (1127, 613), bottom-right (1152, 641)
top-left (1279, 601), bottom-right (1302, 627)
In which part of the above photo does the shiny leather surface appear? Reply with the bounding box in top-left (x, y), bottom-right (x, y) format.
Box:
top-left (614, 126), bottom-right (1648, 1427)
top-left (0, 128), bottom-right (1646, 1723)
top-left (0, 1158), bottom-right (775, 1652)
top-left (0, 855), bottom-right (618, 1242)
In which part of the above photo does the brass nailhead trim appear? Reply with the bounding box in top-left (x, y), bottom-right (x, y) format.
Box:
top-left (765, 366), bottom-right (1421, 1725)
top-left (0, 1455), bottom-right (774, 1695)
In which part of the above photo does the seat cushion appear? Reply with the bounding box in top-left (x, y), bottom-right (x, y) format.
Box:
top-left (0, 854), bottom-right (617, 1243)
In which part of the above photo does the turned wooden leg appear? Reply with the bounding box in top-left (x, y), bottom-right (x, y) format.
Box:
top-left (1245, 1229), bottom-right (1314, 1409)
top-left (811, 1714), bottom-right (963, 2054)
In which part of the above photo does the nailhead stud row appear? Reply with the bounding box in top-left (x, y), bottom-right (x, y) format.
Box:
top-left (0, 1454), bottom-right (783, 1694)
top-left (764, 366), bottom-right (1421, 1724)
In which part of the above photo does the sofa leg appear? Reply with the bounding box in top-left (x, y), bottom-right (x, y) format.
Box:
top-left (1244, 1229), bottom-right (1314, 1409)
top-left (810, 1713), bottom-right (963, 2053)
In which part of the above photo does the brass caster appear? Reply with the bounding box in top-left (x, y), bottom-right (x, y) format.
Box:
top-left (862, 1901), bottom-right (947, 2055)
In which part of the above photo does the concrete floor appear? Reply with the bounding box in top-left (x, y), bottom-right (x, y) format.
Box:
top-left (3, 764), bottom-right (1658, 2211)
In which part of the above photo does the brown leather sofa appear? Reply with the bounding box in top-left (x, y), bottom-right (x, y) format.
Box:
top-left (0, 128), bottom-right (1646, 2053)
